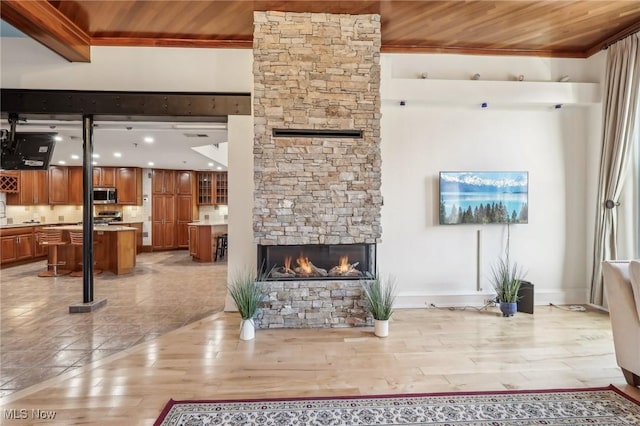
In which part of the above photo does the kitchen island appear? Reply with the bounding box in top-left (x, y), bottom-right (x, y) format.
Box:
top-left (187, 222), bottom-right (228, 262)
top-left (42, 225), bottom-right (137, 275)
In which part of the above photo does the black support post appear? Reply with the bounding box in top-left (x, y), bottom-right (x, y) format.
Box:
top-left (82, 114), bottom-right (95, 303)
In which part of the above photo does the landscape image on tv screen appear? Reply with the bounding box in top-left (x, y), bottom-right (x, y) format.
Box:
top-left (439, 171), bottom-right (528, 225)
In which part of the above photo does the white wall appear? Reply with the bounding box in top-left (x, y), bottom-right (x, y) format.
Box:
top-left (1, 40), bottom-right (252, 92)
top-left (224, 114), bottom-right (254, 312)
top-left (1, 38), bottom-right (605, 307)
top-left (379, 54), bottom-right (602, 307)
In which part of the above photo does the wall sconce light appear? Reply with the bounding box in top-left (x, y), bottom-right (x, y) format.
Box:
top-left (471, 73), bottom-right (481, 80)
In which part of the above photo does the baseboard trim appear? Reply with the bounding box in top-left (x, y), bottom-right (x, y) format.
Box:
top-left (396, 288), bottom-right (588, 309)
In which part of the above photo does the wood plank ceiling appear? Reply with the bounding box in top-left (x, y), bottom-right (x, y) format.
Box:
top-left (2, 0), bottom-right (640, 63)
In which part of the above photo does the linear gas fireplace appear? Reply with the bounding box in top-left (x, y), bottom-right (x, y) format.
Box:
top-left (257, 244), bottom-right (376, 280)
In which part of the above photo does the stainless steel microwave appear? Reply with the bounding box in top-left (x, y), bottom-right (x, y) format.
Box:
top-left (93, 187), bottom-right (117, 204)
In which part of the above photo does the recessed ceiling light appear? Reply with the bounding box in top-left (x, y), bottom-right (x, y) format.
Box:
top-left (58, 160), bottom-right (66, 165)
top-left (92, 161), bottom-right (98, 166)
top-left (144, 136), bottom-right (154, 143)
top-left (208, 162), bottom-right (214, 167)
top-left (113, 152), bottom-right (122, 158)
top-left (70, 154), bottom-right (79, 160)
top-left (216, 166), bottom-right (222, 170)
top-left (54, 135), bottom-right (63, 142)
top-left (92, 153), bottom-right (100, 158)
top-left (148, 161), bottom-right (154, 166)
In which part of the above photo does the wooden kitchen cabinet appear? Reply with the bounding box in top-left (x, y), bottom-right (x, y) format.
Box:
top-left (197, 172), bottom-right (214, 204)
top-left (188, 225), bottom-right (199, 257)
top-left (116, 167), bottom-right (142, 205)
top-left (215, 172), bottom-right (228, 204)
top-left (0, 227), bottom-right (35, 265)
top-left (6, 170), bottom-right (48, 205)
top-left (197, 171), bottom-right (228, 205)
top-left (176, 194), bottom-right (197, 248)
top-left (152, 195), bottom-right (175, 249)
top-left (188, 224), bottom-right (227, 262)
top-left (152, 169), bottom-right (175, 194)
top-left (175, 170), bottom-right (195, 195)
top-left (68, 166), bottom-right (84, 205)
top-left (128, 223), bottom-right (143, 253)
top-left (48, 165), bottom-right (69, 204)
top-left (0, 171), bottom-right (19, 193)
top-left (188, 225), bottom-right (212, 262)
top-left (93, 167), bottom-right (116, 187)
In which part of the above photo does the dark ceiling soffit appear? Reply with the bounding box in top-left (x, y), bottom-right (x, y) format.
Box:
top-left (1, 0), bottom-right (91, 62)
top-left (0, 89), bottom-right (252, 120)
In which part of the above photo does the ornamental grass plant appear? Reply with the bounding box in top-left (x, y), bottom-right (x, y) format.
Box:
top-left (362, 276), bottom-right (397, 321)
top-left (227, 268), bottom-right (264, 320)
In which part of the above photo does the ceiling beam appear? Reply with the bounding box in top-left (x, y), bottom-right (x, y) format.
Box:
top-left (0, 89), bottom-right (252, 120)
top-left (0, 0), bottom-right (91, 62)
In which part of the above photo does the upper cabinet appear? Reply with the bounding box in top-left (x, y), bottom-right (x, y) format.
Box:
top-left (197, 171), bottom-right (228, 205)
top-left (215, 172), bottom-right (228, 205)
top-left (93, 167), bottom-right (116, 187)
top-left (175, 170), bottom-right (195, 195)
top-left (68, 166), bottom-right (84, 205)
top-left (116, 167), bottom-right (142, 205)
top-left (48, 166), bottom-right (69, 205)
top-left (152, 169), bottom-right (175, 194)
top-left (6, 170), bottom-right (48, 205)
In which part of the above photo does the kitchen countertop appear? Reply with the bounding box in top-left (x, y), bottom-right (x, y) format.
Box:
top-left (0, 220), bottom-right (144, 230)
top-left (44, 225), bottom-right (138, 232)
top-left (187, 222), bottom-right (228, 226)
top-left (0, 221), bottom-right (80, 230)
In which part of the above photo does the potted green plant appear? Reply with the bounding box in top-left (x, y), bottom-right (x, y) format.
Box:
top-left (227, 268), bottom-right (264, 340)
top-left (490, 222), bottom-right (525, 317)
top-left (490, 256), bottom-right (524, 317)
top-left (362, 276), bottom-right (397, 337)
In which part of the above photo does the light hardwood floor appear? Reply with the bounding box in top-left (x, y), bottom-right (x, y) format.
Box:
top-left (1, 256), bottom-right (638, 425)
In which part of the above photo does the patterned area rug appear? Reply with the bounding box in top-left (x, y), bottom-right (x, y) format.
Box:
top-left (154, 385), bottom-right (640, 425)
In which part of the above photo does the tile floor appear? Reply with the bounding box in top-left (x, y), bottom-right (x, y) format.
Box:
top-left (0, 250), bottom-right (227, 398)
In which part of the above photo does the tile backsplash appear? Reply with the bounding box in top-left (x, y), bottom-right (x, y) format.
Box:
top-left (199, 205), bottom-right (228, 223)
top-left (5, 205), bottom-right (83, 225)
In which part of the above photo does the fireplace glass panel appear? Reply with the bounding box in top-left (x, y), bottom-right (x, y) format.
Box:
top-left (257, 244), bottom-right (375, 280)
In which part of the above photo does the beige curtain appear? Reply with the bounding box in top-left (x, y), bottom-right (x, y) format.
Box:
top-left (590, 33), bottom-right (640, 306)
top-left (617, 137), bottom-right (639, 260)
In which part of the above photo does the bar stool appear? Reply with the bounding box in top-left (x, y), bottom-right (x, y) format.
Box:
top-left (214, 233), bottom-right (228, 261)
top-left (37, 228), bottom-right (71, 277)
top-left (68, 230), bottom-right (102, 277)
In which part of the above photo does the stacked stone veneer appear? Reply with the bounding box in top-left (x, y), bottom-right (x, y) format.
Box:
top-left (255, 280), bottom-right (373, 329)
top-left (252, 11), bottom-right (381, 329)
top-left (253, 11), bottom-right (382, 246)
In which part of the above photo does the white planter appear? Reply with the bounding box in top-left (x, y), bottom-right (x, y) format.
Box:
top-left (240, 319), bottom-right (255, 340)
top-left (374, 319), bottom-right (389, 337)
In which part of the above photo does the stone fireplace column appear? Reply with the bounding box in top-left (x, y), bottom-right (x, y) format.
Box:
top-left (251, 11), bottom-right (382, 328)
top-left (253, 11), bottom-right (382, 246)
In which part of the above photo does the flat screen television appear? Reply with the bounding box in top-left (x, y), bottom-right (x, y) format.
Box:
top-left (439, 171), bottom-right (528, 225)
top-left (0, 132), bottom-right (57, 170)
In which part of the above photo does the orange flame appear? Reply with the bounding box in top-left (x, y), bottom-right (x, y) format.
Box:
top-left (296, 256), bottom-right (312, 274)
top-left (338, 255), bottom-right (349, 273)
top-left (284, 256), bottom-right (292, 271)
